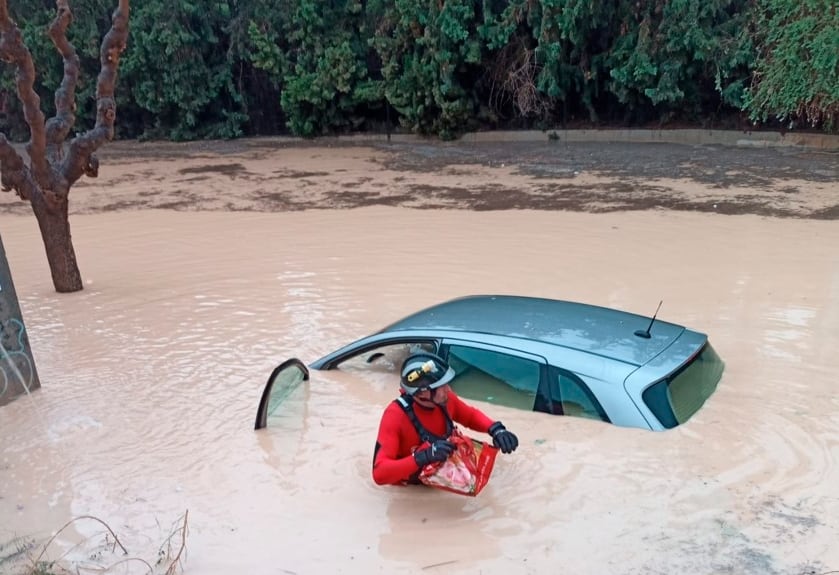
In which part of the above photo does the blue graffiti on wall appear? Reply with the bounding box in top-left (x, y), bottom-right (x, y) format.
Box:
top-left (0, 317), bottom-right (35, 399)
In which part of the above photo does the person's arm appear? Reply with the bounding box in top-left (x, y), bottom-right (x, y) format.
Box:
top-left (448, 391), bottom-right (520, 453)
top-left (447, 391), bottom-right (494, 433)
top-left (372, 405), bottom-right (421, 485)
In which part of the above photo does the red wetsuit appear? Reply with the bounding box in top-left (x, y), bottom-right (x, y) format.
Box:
top-left (372, 390), bottom-right (494, 485)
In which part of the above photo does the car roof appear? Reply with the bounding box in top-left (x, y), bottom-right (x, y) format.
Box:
top-left (380, 295), bottom-right (688, 367)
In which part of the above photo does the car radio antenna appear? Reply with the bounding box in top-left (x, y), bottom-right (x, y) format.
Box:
top-left (634, 300), bottom-right (663, 339)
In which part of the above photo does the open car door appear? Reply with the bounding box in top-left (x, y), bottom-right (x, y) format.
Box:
top-left (254, 358), bottom-right (309, 430)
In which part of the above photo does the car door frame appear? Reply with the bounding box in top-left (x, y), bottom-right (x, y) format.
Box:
top-left (254, 358), bottom-right (310, 430)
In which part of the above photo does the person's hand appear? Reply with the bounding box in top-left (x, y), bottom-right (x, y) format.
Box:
top-left (488, 422), bottom-right (518, 454)
top-left (413, 440), bottom-right (456, 467)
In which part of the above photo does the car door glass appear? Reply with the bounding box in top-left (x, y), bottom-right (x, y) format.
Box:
top-left (254, 358), bottom-right (309, 430)
top-left (552, 372), bottom-right (609, 422)
top-left (446, 345), bottom-right (539, 411)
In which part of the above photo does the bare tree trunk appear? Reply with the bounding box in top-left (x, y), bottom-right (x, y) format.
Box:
top-left (0, 0), bottom-right (129, 293)
top-left (30, 187), bottom-right (82, 293)
top-left (0, 132), bottom-right (81, 292)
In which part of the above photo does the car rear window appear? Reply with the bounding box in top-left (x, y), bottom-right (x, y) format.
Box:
top-left (642, 343), bottom-right (724, 429)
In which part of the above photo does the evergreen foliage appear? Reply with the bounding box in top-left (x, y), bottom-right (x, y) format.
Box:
top-left (746, 0), bottom-right (838, 129)
top-left (120, 0), bottom-right (247, 139)
top-left (1, 0), bottom-right (835, 140)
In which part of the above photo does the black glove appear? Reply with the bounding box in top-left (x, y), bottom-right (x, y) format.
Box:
top-left (488, 421), bottom-right (518, 454)
top-left (413, 440), bottom-right (456, 467)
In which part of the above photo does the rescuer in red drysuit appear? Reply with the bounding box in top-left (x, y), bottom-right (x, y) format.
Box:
top-left (372, 351), bottom-right (519, 486)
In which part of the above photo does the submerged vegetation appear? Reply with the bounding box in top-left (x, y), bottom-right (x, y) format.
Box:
top-left (1, 0), bottom-right (836, 140)
top-left (0, 512), bottom-right (189, 575)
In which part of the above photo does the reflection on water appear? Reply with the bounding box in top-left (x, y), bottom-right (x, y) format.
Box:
top-left (762, 306), bottom-right (817, 362)
top-left (1, 208), bottom-right (838, 574)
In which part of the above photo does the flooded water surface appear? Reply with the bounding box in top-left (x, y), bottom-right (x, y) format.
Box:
top-left (1, 141), bottom-right (838, 574)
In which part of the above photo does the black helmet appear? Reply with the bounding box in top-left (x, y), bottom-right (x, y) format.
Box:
top-left (399, 352), bottom-right (455, 396)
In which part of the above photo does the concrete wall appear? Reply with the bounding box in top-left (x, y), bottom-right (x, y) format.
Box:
top-left (0, 234), bottom-right (40, 406)
top-left (460, 128), bottom-right (839, 150)
top-left (327, 128), bottom-right (839, 151)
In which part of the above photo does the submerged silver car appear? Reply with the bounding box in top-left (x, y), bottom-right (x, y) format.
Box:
top-left (256, 295), bottom-right (724, 431)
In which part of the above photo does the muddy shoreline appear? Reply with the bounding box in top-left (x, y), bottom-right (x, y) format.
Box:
top-left (1, 138), bottom-right (837, 218)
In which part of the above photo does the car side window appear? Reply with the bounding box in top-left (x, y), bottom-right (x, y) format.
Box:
top-left (335, 341), bottom-right (437, 372)
top-left (329, 341), bottom-right (438, 391)
top-left (446, 345), bottom-right (540, 411)
top-left (550, 370), bottom-right (610, 422)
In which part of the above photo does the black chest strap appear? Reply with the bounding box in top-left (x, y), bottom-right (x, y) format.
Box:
top-left (394, 396), bottom-right (453, 443)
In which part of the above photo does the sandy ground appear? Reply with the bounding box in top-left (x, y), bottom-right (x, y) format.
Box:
top-left (1, 137), bottom-right (836, 217)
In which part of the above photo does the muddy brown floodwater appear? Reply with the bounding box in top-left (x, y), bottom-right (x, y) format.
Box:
top-left (1, 138), bottom-right (838, 575)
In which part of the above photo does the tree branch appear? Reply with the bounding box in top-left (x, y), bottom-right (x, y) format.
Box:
top-left (0, 0), bottom-right (53, 192)
top-left (46, 0), bottom-right (80, 164)
top-left (162, 510), bottom-right (189, 575)
top-left (63, 0), bottom-right (129, 187)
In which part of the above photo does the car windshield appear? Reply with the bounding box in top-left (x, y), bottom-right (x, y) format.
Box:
top-left (641, 342), bottom-right (724, 429)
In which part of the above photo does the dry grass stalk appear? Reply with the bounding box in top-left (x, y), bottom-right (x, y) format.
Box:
top-left (18, 510), bottom-right (188, 575)
top-left (157, 510), bottom-right (189, 575)
top-left (30, 514), bottom-right (128, 571)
